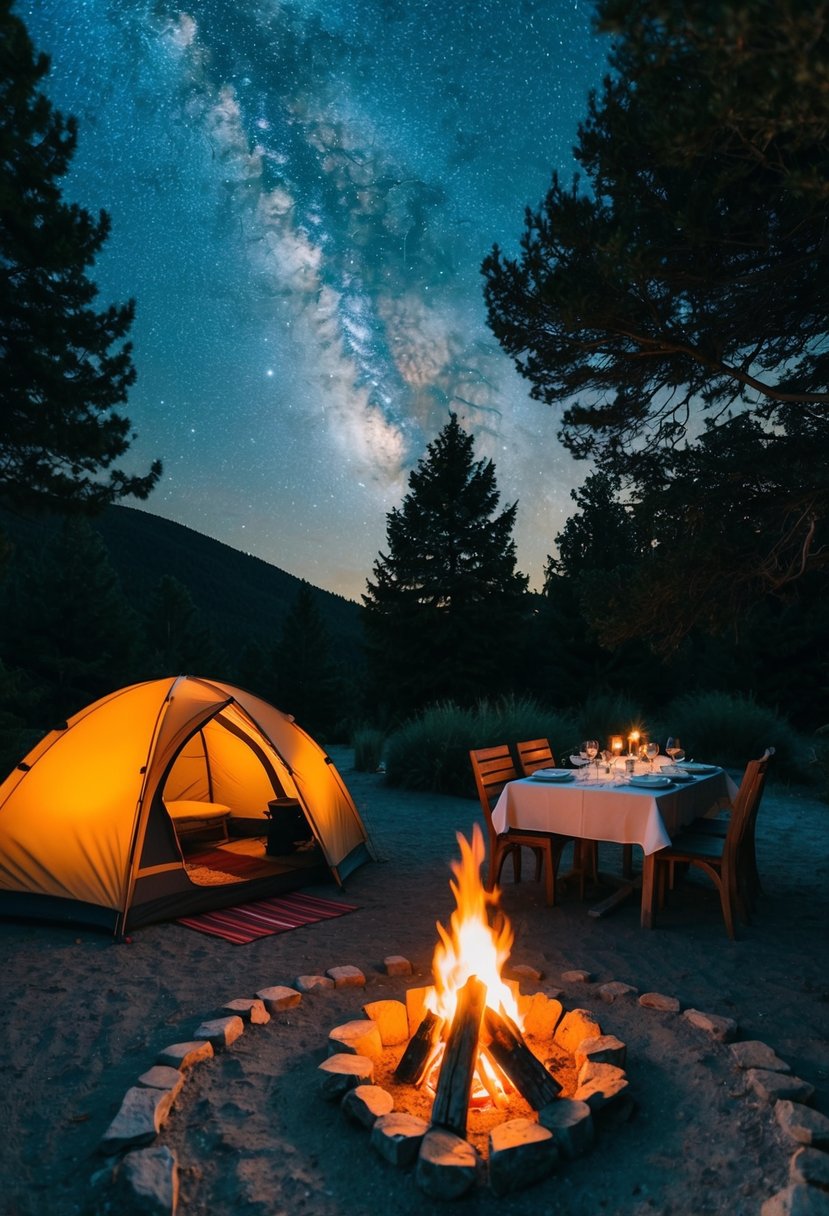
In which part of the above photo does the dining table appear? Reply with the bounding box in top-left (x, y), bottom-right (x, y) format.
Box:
top-left (491, 757), bottom-right (738, 924)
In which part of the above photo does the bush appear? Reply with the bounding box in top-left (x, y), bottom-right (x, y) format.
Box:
top-left (384, 697), bottom-right (580, 797)
top-left (352, 727), bottom-right (385, 773)
top-left (655, 690), bottom-right (802, 777)
top-left (570, 692), bottom-right (649, 751)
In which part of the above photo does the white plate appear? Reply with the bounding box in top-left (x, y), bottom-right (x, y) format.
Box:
top-left (677, 763), bottom-right (718, 774)
top-left (628, 774), bottom-right (672, 788)
top-left (530, 769), bottom-right (575, 783)
top-left (660, 766), bottom-right (695, 782)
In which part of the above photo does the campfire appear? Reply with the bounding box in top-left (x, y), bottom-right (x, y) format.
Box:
top-left (394, 827), bottom-right (560, 1135)
top-left (319, 824), bottom-right (629, 1198)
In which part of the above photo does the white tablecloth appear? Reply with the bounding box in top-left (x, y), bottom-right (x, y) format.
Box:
top-left (491, 767), bottom-right (737, 856)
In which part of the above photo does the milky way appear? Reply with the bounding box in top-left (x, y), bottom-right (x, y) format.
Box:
top-left (24, 0), bottom-right (610, 599)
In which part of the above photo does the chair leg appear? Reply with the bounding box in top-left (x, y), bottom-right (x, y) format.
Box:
top-left (542, 839), bottom-right (554, 907)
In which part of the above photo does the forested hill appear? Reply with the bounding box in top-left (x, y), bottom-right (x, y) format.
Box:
top-left (0, 504), bottom-right (363, 664)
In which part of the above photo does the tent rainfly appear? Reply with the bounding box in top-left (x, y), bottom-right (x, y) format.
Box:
top-left (0, 676), bottom-right (373, 933)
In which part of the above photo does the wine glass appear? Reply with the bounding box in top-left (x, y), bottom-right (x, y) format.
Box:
top-left (584, 739), bottom-right (599, 780)
top-left (645, 741), bottom-right (660, 772)
top-left (665, 736), bottom-right (684, 765)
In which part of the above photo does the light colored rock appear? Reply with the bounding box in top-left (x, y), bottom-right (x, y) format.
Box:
top-left (326, 965), bottom-right (366, 988)
top-left (224, 998), bottom-right (270, 1024)
top-left (100, 1087), bottom-right (174, 1154)
top-left (791, 1147), bottom-right (829, 1189)
top-left (560, 969), bottom-right (591, 983)
top-left (729, 1040), bottom-right (790, 1072)
top-left (192, 1015), bottom-right (244, 1050)
top-left (384, 955), bottom-right (413, 976)
top-left (114, 1146), bottom-right (179, 1216)
top-left (521, 993), bottom-right (563, 1041)
top-left (363, 999), bottom-right (410, 1046)
top-left (341, 1084), bottom-right (395, 1128)
top-left (574, 1062), bottom-right (629, 1111)
top-left (776, 1101), bottom-right (829, 1147)
top-left (554, 1008), bottom-right (602, 1054)
top-left (748, 1069), bottom-right (815, 1105)
top-left (575, 1035), bottom-right (627, 1071)
top-left (416, 1129), bottom-right (479, 1200)
top-left (156, 1040), bottom-right (213, 1071)
top-left (318, 1053), bottom-right (374, 1100)
top-left (537, 1098), bottom-right (594, 1159)
top-left (506, 963), bottom-right (543, 983)
top-left (597, 981), bottom-right (638, 1003)
top-left (295, 974), bottom-right (335, 993)
top-left (488, 1117), bottom-right (557, 1196)
top-left (761, 1184), bottom-right (829, 1215)
top-left (405, 986), bottom-right (431, 1037)
top-left (370, 1111), bottom-right (430, 1167)
top-left (638, 992), bottom-right (680, 1013)
top-left (136, 1066), bottom-right (185, 1102)
top-left (328, 1019), bottom-right (384, 1060)
top-left (682, 1008), bottom-right (738, 1042)
top-left (256, 985), bottom-right (302, 1013)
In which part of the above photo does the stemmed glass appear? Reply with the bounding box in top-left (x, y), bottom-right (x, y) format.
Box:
top-left (645, 741), bottom-right (660, 772)
top-left (583, 739), bottom-right (599, 781)
top-left (665, 736), bottom-right (685, 764)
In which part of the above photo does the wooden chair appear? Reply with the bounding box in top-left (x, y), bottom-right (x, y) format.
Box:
top-left (642, 751), bottom-right (772, 938)
top-left (686, 748), bottom-right (774, 912)
top-left (514, 738), bottom-right (598, 896)
top-left (514, 738), bottom-right (556, 776)
top-left (469, 745), bottom-right (563, 906)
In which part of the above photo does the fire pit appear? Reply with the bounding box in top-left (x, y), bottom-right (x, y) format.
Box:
top-left (319, 827), bottom-right (630, 1198)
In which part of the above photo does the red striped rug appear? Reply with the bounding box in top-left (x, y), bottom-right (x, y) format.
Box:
top-left (177, 892), bottom-right (359, 944)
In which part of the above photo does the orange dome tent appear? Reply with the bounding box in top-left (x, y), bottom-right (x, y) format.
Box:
top-left (0, 676), bottom-right (373, 933)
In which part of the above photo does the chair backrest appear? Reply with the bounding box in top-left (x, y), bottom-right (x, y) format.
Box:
top-left (724, 749), bottom-right (773, 861)
top-left (514, 738), bottom-right (555, 777)
top-left (469, 745), bottom-right (518, 846)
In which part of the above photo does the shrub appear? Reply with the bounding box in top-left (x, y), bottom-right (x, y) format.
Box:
top-left (655, 690), bottom-right (802, 777)
top-left (352, 727), bottom-right (385, 773)
top-left (570, 692), bottom-right (648, 752)
top-left (384, 697), bottom-right (580, 797)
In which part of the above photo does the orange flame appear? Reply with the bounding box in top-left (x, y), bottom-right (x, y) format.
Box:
top-left (425, 824), bottom-right (521, 1030)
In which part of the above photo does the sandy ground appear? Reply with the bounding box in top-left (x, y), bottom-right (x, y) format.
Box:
top-left (1, 749), bottom-right (828, 1216)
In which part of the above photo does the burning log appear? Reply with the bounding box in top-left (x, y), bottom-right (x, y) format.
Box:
top-left (483, 1007), bottom-right (562, 1110)
top-left (431, 976), bottom-right (487, 1138)
top-left (394, 1010), bottom-right (445, 1086)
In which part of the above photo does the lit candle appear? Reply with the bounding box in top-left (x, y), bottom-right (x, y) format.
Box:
top-left (628, 730), bottom-right (640, 756)
top-left (611, 736), bottom-right (623, 755)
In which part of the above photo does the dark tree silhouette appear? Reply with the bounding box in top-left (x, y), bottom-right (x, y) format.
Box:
top-left (0, 2), bottom-right (160, 511)
top-left (142, 574), bottom-right (226, 678)
top-left (272, 583), bottom-right (343, 738)
top-left (363, 413), bottom-right (529, 716)
top-left (483, 0), bottom-right (829, 640)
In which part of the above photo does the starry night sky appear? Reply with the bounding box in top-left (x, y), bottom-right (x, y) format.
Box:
top-left (24, 0), bottom-right (611, 601)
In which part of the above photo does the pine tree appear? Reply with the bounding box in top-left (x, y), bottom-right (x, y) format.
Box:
top-left (483, 0), bottom-right (829, 638)
top-left (142, 574), bottom-right (226, 678)
top-left (272, 584), bottom-right (343, 738)
top-left (0, 518), bottom-right (147, 721)
top-left (0, 2), bottom-right (160, 511)
top-left (363, 414), bottom-right (529, 716)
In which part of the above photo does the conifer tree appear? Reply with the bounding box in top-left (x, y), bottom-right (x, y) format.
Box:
top-left (0, 2), bottom-right (160, 511)
top-left (272, 584), bottom-right (343, 738)
top-left (363, 414), bottom-right (529, 716)
top-left (142, 575), bottom-right (226, 678)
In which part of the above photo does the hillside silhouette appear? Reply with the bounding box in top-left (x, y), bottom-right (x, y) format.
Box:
top-left (0, 504), bottom-right (363, 664)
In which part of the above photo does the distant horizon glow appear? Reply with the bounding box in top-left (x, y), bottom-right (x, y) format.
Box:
top-left (24, 0), bottom-right (611, 602)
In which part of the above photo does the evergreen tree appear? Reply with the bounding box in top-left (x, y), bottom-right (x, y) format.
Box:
top-left (142, 574), bottom-right (226, 678)
top-left (272, 583), bottom-right (343, 738)
top-left (0, 2), bottom-right (160, 511)
top-left (483, 0), bottom-right (829, 639)
top-left (363, 413), bottom-right (529, 716)
top-left (0, 518), bottom-right (146, 721)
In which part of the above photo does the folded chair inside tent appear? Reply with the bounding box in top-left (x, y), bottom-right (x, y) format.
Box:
top-left (0, 676), bottom-right (373, 934)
